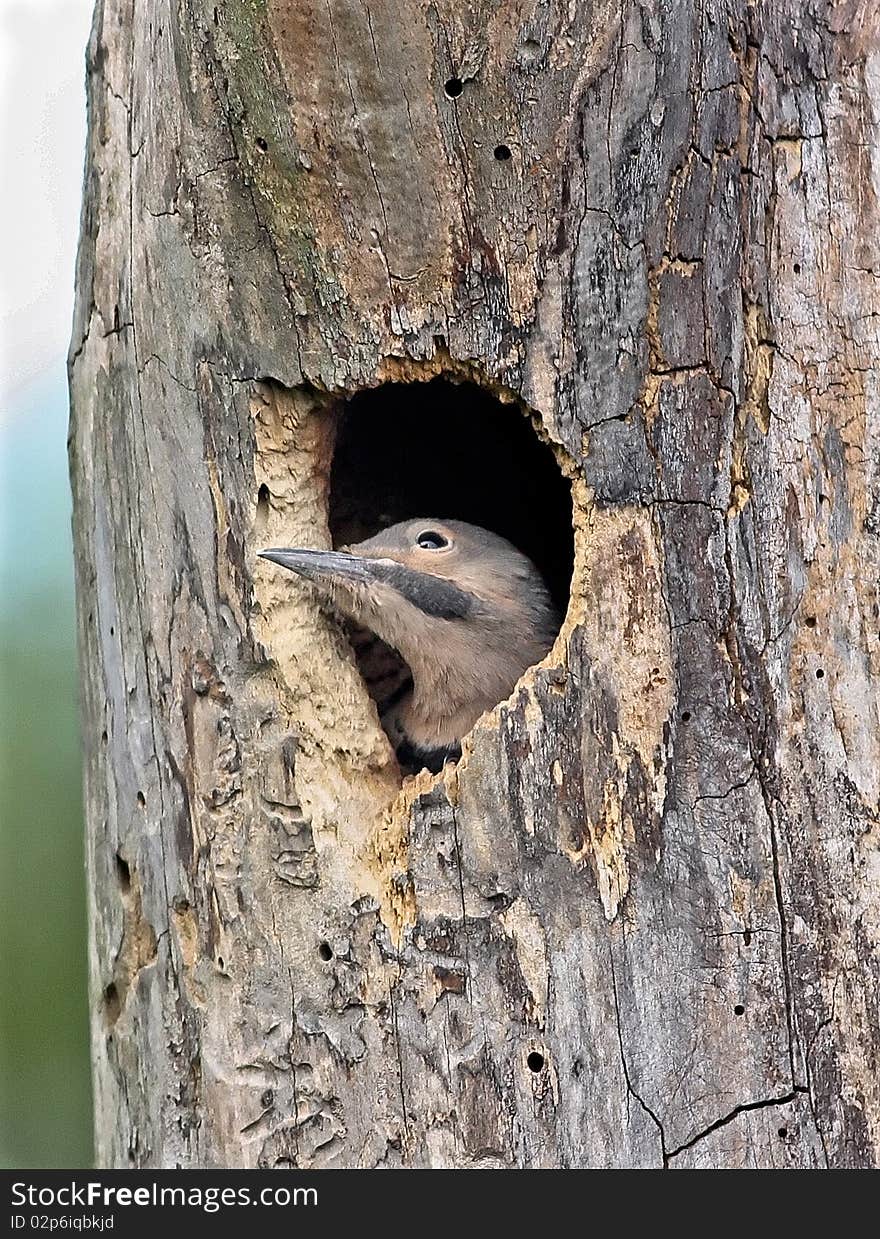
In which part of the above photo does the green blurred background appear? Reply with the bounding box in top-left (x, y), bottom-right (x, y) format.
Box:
top-left (1, 0), bottom-right (95, 1166)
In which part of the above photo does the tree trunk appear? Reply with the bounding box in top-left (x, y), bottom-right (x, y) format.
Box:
top-left (69, 0), bottom-right (880, 1169)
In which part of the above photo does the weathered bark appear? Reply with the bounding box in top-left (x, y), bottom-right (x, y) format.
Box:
top-left (69, 0), bottom-right (880, 1168)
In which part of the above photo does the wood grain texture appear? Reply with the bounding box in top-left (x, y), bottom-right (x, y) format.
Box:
top-left (69, 0), bottom-right (880, 1167)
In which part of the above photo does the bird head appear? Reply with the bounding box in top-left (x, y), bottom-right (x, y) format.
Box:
top-left (259, 518), bottom-right (559, 750)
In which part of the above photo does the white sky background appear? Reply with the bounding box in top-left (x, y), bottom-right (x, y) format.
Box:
top-left (0, 0), bottom-right (94, 421)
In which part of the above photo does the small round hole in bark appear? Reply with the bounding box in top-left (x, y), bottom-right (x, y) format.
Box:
top-left (102, 982), bottom-right (121, 1025)
top-left (494, 143), bottom-right (512, 161)
top-left (255, 136), bottom-right (269, 153)
top-left (255, 482), bottom-right (272, 538)
top-left (816, 668), bottom-right (825, 678)
top-left (444, 77), bottom-right (463, 98)
top-left (734, 1003), bottom-right (745, 1016)
top-left (318, 941), bottom-right (333, 961)
top-left (115, 852), bottom-right (131, 891)
top-left (136, 790), bottom-right (145, 808)
top-left (793, 263), bottom-right (801, 274)
top-left (778, 1127), bottom-right (788, 1139)
top-left (527, 1051), bottom-right (545, 1072)
top-left (681, 710), bottom-right (692, 722)
top-left (804, 616), bottom-right (816, 628)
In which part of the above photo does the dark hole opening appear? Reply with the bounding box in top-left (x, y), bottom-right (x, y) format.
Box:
top-left (815, 667), bottom-right (825, 678)
top-left (734, 1003), bottom-right (745, 1016)
top-left (494, 143), bottom-right (512, 161)
top-left (328, 378), bottom-right (573, 771)
top-left (330, 379), bottom-right (572, 608)
top-left (115, 852), bottom-right (131, 892)
top-left (742, 929), bottom-right (752, 946)
top-left (318, 941), bottom-right (333, 961)
top-left (527, 1051), bottom-right (545, 1072)
top-left (804, 615), bottom-right (816, 628)
top-left (102, 982), bottom-right (120, 1026)
top-left (681, 710), bottom-right (692, 722)
top-left (255, 136), bottom-right (269, 153)
top-left (444, 77), bottom-right (464, 98)
top-left (777, 1127), bottom-right (788, 1139)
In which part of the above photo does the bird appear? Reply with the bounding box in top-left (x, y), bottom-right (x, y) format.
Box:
top-left (259, 518), bottom-right (559, 774)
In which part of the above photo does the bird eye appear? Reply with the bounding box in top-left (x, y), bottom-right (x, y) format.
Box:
top-left (417, 530), bottom-right (449, 550)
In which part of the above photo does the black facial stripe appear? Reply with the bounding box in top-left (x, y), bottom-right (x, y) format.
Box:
top-left (374, 563), bottom-right (473, 620)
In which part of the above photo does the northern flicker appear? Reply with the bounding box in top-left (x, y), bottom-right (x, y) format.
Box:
top-left (259, 519), bottom-right (558, 773)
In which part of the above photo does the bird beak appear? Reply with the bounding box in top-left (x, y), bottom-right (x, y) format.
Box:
top-left (259, 546), bottom-right (473, 621)
top-left (258, 547), bottom-right (374, 588)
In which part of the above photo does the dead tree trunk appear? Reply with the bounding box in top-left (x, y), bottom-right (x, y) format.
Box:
top-left (69, 0), bottom-right (880, 1168)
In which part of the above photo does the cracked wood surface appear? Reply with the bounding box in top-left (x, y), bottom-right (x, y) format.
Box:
top-left (70, 0), bottom-right (880, 1167)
